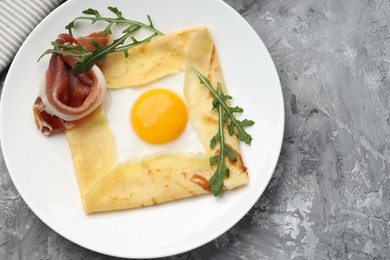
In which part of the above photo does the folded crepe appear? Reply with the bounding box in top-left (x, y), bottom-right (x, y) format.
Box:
top-left (65, 27), bottom-right (248, 213)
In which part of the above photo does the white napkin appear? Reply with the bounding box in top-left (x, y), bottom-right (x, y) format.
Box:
top-left (0, 0), bottom-right (63, 73)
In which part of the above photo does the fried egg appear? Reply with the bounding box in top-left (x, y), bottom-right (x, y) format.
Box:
top-left (104, 72), bottom-right (204, 162)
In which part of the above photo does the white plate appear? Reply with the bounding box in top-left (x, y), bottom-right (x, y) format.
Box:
top-left (0, 0), bottom-right (284, 258)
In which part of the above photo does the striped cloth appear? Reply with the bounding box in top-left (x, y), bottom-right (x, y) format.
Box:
top-left (0, 0), bottom-right (63, 73)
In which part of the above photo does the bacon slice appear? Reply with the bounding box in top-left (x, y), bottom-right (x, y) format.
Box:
top-left (33, 97), bottom-right (76, 135)
top-left (77, 31), bottom-right (110, 51)
top-left (33, 32), bottom-right (109, 135)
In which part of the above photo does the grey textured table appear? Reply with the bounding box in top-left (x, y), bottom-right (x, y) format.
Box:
top-left (1, 0), bottom-right (390, 259)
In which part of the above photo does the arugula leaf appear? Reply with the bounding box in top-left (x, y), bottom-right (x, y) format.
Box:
top-left (66, 6), bottom-right (162, 37)
top-left (82, 8), bottom-right (100, 17)
top-left (192, 67), bottom-right (254, 196)
top-left (40, 7), bottom-right (163, 75)
top-left (70, 25), bottom-right (139, 74)
top-left (208, 85), bottom-right (231, 195)
top-left (107, 6), bottom-right (123, 19)
top-left (192, 67), bottom-right (254, 144)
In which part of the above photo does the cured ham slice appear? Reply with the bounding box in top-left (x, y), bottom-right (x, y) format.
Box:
top-left (33, 32), bottom-right (109, 135)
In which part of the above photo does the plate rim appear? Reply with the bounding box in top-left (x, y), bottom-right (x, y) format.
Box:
top-left (0, 0), bottom-right (285, 258)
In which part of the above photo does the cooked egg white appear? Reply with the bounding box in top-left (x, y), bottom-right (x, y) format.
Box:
top-left (104, 72), bottom-right (204, 162)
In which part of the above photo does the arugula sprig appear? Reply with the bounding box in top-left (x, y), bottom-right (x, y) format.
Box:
top-left (208, 84), bottom-right (238, 195)
top-left (192, 67), bottom-right (254, 196)
top-left (65, 7), bottom-right (162, 37)
top-left (38, 7), bottom-right (163, 75)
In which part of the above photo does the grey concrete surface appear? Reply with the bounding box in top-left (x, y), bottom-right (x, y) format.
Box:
top-left (1, 0), bottom-right (390, 259)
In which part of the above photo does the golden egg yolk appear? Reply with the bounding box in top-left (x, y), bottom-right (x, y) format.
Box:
top-left (130, 89), bottom-right (188, 144)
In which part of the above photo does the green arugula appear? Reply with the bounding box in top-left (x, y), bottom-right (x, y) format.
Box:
top-left (192, 67), bottom-right (254, 196)
top-left (38, 7), bottom-right (163, 75)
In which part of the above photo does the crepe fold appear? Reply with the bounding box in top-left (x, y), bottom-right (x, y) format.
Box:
top-left (65, 27), bottom-right (248, 213)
